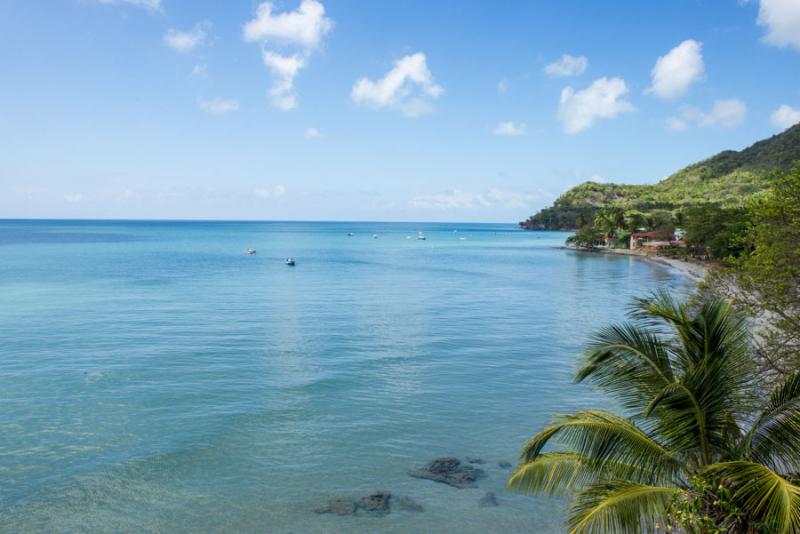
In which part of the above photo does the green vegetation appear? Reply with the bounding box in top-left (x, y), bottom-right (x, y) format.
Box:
top-left (508, 291), bottom-right (800, 533)
top-left (682, 204), bottom-right (750, 259)
top-left (520, 123), bottom-right (800, 231)
top-left (702, 166), bottom-right (800, 375)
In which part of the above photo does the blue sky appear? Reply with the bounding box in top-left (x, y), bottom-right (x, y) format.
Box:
top-left (1, 0), bottom-right (799, 222)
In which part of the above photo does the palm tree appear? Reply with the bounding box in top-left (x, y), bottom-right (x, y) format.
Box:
top-left (508, 291), bottom-right (800, 533)
top-left (594, 207), bottom-right (626, 248)
top-left (594, 207), bottom-right (625, 240)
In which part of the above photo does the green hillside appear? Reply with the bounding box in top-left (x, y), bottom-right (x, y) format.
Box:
top-left (520, 123), bottom-right (800, 230)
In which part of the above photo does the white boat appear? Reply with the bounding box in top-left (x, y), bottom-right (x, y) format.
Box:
top-left (373, 234), bottom-right (379, 239)
top-left (417, 232), bottom-right (426, 240)
top-left (245, 249), bottom-right (257, 255)
top-left (285, 258), bottom-right (296, 266)
top-left (347, 232), bottom-right (354, 236)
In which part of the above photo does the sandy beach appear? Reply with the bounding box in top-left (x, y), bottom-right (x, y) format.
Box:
top-left (563, 244), bottom-right (710, 281)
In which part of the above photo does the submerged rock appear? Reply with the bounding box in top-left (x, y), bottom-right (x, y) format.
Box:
top-left (395, 496), bottom-right (424, 512)
top-left (478, 491), bottom-right (498, 507)
top-left (497, 461), bottom-right (513, 469)
top-left (316, 496), bottom-right (357, 516)
top-left (360, 491), bottom-right (391, 515)
top-left (408, 457), bottom-right (485, 489)
top-left (466, 457), bottom-right (486, 464)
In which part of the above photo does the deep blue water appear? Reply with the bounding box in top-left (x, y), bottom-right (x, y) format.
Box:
top-left (0, 220), bottom-right (690, 533)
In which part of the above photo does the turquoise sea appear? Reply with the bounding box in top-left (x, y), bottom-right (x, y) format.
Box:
top-left (0, 220), bottom-right (690, 533)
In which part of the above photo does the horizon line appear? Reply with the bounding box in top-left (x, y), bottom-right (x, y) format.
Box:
top-left (0, 217), bottom-right (535, 226)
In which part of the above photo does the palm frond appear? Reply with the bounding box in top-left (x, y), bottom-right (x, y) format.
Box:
top-left (577, 322), bottom-right (674, 410)
top-left (507, 452), bottom-right (587, 496)
top-left (507, 452), bottom-right (663, 496)
top-left (641, 380), bottom-right (713, 465)
top-left (567, 481), bottom-right (680, 534)
top-left (703, 461), bottom-right (800, 533)
top-left (634, 296), bottom-right (753, 464)
top-left (745, 371), bottom-right (800, 472)
top-left (629, 289), bottom-right (688, 329)
top-left (519, 410), bottom-right (680, 478)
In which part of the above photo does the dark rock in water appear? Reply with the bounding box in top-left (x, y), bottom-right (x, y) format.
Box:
top-left (395, 496), bottom-right (424, 512)
top-left (316, 496), bottom-right (357, 516)
top-left (408, 457), bottom-right (485, 489)
top-left (498, 461), bottom-right (513, 469)
top-left (479, 492), bottom-right (498, 507)
top-left (360, 491), bottom-right (391, 515)
top-left (466, 456), bottom-right (486, 464)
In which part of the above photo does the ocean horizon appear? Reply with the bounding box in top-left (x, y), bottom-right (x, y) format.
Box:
top-left (0, 220), bottom-right (691, 532)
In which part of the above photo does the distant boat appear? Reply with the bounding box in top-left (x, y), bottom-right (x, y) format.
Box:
top-left (245, 249), bottom-right (257, 255)
top-left (347, 232), bottom-right (354, 236)
top-left (285, 258), bottom-right (296, 266)
top-left (373, 234), bottom-right (379, 239)
top-left (417, 232), bottom-right (426, 240)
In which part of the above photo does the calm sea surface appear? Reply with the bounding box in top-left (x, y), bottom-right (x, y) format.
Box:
top-left (0, 220), bottom-right (690, 533)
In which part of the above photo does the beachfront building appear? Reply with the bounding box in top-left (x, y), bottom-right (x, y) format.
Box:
top-left (630, 230), bottom-right (686, 254)
top-left (629, 231), bottom-right (658, 250)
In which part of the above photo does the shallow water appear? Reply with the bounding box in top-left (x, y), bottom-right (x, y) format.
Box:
top-left (0, 220), bottom-right (690, 533)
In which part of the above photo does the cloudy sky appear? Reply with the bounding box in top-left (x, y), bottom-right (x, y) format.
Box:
top-left (1, 0), bottom-right (799, 222)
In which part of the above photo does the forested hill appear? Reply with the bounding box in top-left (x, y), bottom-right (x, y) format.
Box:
top-left (520, 123), bottom-right (800, 230)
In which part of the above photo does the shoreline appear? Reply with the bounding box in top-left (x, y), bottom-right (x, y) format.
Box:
top-left (562, 244), bottom-right (710, 281)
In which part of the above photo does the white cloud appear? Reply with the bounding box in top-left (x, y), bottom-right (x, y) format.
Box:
top-left (646, 40), bottom-right (704, 100)
top-left (758, 0), bottom-right (800, 50)
top-left (196, 97), bottom-right (240, 115)
top-left (544, 54), bottom-right (588, 77)
top-left (95, 0), bottom-right (161, 11)
top-left (191, 64), bottom-right (208, 78)
top-left (305, 127), bottom-right (321, 138)
top-left (492, 121), bottom-right (527, 136)
top-left (261, 51), bottom-right (304, 110)
top-left (254, 185), bottom-right (287, 198)
top-left (771, 104), bottom-right (800, 130)
top-left (497, 79), bottom-right (510, 94)
top-left (665, 116), bottom-right (689, 131)
top-left (164, 21), bottom-right (210, 52)
top-left (410, 189), bottom-right (545, 210)
top-left (243, 0), bottom-right (333, 111)
top-left (558, 77), bottom-right (635, 133)
top-left (351, 53), bottom-right (443, 117)
top-left (670, 98), bottom-right (747, 129)
top-left (64, 193), bottom-right (84, 203)
top-left (243, 0), bottom-right (333, 49)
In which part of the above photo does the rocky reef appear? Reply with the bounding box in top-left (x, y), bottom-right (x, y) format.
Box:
top-left (408, 457), bottom-right (485, 489)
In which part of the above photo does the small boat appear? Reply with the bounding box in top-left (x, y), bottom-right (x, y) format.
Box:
top-left (285, 258), bottom-right (295, 266)
top-left (245, 249), bottom-right (257, 255)
top-left (347, 232), bottom-right (354, 236)
top-left (417, 232), bottom-right (426, 240)
top-left (373, 234), bottom-right (379, 239)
